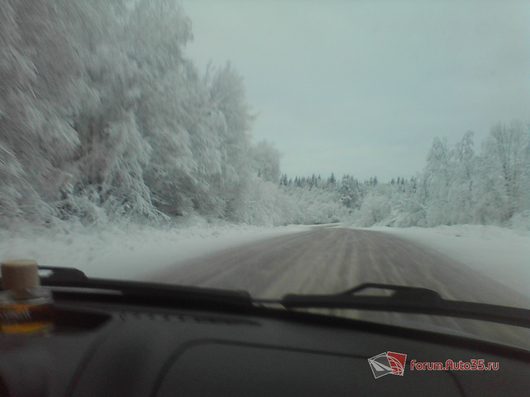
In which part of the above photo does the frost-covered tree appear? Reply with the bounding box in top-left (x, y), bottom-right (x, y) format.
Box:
top-left (423, 137), bottom-right (451, 226)
top-left (447, 131), bottom-right (475, 224)
top-left (252, 141), bottom-right (281, 183)
top-left (348, 123), bottom-right (529, 228)
top-left (478, 122), bottom-right (530, 222)
top-left (0, 0), bottom-right (87, 226)
top-left (0, 0), bottom-right (257, 225)
top-left (207, 64), bottom-right (254, 221)
top-left (338, 175), bottom-right (362, 209)
top-left (68, 0), bottom-right (194, 221)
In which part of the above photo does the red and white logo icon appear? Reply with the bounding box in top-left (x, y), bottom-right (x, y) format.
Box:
top-left (368, 351), bottom-right (407, 379)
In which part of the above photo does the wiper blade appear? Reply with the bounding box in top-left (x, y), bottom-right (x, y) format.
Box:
top-left (34, 266), bottom-right (252, 308)
top-left (280, 283), bottom-right (530, 328)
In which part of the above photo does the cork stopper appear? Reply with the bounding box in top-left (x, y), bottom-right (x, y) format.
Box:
top-left (1, 259), bottom-right (40, 291)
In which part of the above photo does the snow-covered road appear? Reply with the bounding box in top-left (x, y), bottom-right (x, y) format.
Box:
top-left (147, 226), bottom-right (530, 349)
top-left (148, 227), bottom-right (528, 306)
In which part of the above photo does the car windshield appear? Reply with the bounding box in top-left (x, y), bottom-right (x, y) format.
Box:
top-left (1, 0), bottom-right (529, 347)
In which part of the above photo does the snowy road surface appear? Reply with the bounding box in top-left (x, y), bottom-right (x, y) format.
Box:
top-left (148, 226), bottom-right (530, 348)
top-left (148, 226), bottom-right (526, 305)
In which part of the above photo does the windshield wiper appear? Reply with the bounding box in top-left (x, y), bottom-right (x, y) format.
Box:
top-left (279, 283), bottom-right (530, 328)
top-left (34, 266), bottom-right (252, 308)
top-left (24, 268), bottom-right (530, 327)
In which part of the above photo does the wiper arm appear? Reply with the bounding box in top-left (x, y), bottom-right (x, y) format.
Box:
top-left (39, 266), bottom-right (88, 283)
top-left (280, 283), bottom-right (530, 328)
top-left (33, 266), bottom-right (252, 308)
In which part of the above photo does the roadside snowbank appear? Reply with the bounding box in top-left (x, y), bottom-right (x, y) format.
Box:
top-left (0, 222), bottom-right (310, 280)
top-left (369, 225), bottom-right (530, 298)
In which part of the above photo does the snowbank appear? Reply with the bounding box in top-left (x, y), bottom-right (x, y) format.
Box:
top-left (369, 225), bottom-right (530, 298)
top-left (0, 222), bottom-right (310, 280)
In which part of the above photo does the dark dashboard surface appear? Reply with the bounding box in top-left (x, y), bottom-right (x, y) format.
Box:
top-left (0, 297), bottom-right (528, 397)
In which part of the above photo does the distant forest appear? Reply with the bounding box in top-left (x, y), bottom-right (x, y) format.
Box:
top-left (1, 0), bottom-right (529, 229)
top-left (281, 124), bottom-right (530, 228)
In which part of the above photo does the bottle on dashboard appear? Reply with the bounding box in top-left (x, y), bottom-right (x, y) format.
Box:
top-left (0, 259), bottom-right (54, 334)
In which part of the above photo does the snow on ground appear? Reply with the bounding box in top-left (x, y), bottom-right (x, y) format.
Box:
top-left (369, 225), bottom-right (530, 298)
top-left (2, 220), bottom-right (528, 299)
top-left (0, 221), bottom-right (311, 280)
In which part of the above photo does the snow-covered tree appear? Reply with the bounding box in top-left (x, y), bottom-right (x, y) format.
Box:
top-left (0, 0), bottom-right (87, 226)
top-left (478, 122), bottom-right (530, 222)
top-left (423, 137), bottom-right (451, 226)
top-left (252, 141), bottom-right (281, 184)
top-left (347, 123), bottom-right (529, 228)
top-left (447, 131), bottom-right (475, 224)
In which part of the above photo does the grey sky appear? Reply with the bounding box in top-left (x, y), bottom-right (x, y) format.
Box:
top-left (181, 0), bottom-right (529, 180)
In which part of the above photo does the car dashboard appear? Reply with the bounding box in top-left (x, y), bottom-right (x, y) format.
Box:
top-left (0, 291), bottom-right (529, 397)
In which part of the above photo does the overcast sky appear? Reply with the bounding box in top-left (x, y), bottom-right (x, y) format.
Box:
top-left (181, 0), bottom-right (529, 180)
